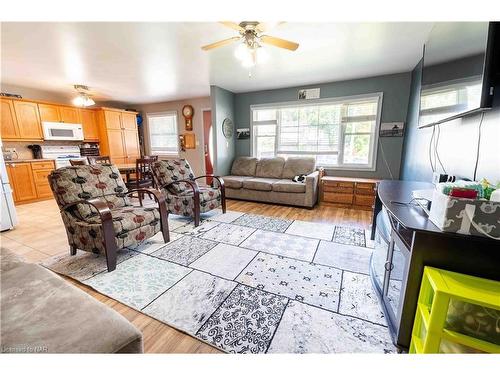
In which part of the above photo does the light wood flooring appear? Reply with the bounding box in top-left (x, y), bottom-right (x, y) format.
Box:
top-left (0, 198), bottom-right (372, 353)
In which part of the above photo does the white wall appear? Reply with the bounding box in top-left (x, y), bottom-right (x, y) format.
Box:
top-left (132, 97), bottom-right (211, 177)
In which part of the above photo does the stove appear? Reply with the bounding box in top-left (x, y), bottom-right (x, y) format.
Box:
top-left (41, 145), bottom-right (86, 169)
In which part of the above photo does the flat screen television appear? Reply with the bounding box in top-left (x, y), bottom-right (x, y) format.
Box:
top-left (418, 22), bottom-right (497, 128)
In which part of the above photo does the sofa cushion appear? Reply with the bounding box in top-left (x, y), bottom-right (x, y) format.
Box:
top-left (231, 157), bottom-right (258, 176)
top-left (1, 263), bottom-right (143, 353)
top-left (272, 179), bottom-right (307, 193)
top-left (223, 176), bottom-right (252, 189)
top-left (0, 248), bottom-right (25, 272)
top-left (281, 157), bottom-right (316, 179)
top-left (242, 178), bottom-right (276, 191)
top-left (255, 157), bottom-right (285, 178)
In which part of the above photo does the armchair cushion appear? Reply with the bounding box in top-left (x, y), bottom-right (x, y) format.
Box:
top-left (49, 164), bottom-right (130, 219)
top-left (166, 187), bottom-right (222, 216)
top-left (84, 206), bottom-right (161, 235)
top-left (152, 159), bottom-right (195, 194)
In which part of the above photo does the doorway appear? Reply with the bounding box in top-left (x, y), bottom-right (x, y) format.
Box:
top-left (202, 110), bottom-right (213, 185)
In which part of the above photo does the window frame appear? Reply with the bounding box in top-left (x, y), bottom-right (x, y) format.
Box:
top-left (146, 110), bottom-right (180, 156)
top-left (250, 92), bottom-right (383, 171)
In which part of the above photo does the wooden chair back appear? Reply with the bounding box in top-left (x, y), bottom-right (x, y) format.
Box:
top-left (88, 155), bottom-right (112, 165)
top-left (69, 159), bottom-right (88, 166)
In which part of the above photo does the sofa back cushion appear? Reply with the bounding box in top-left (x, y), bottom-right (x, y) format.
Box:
top-left (255, 157), bottom-right (285, 178)
top-left (231, 157), bottom-right (258, 176)
top-left (281, 157), bottom-right (316, 179)
top-left (48, 164), bottom-right (130, 219)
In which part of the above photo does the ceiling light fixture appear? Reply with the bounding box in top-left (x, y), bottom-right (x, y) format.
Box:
top-left (72, 85), bottom-right (95, 107)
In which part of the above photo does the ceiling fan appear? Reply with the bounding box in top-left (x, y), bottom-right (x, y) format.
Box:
top-left (201, 21), bottom-right (299, 67)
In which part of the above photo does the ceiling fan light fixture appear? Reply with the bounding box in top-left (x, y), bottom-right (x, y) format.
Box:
top-left (72, 84), bottom-right (95, 107)
top-left (255, 46), bottom-right (269, 64)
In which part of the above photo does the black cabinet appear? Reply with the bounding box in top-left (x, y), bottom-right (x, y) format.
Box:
top-left (370, 180), bottom-right (500, 352)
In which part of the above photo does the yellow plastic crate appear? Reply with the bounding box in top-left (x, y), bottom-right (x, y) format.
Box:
top-left (410, 267), bottom-right (500, 354)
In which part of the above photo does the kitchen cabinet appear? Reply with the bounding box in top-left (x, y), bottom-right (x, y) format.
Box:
top-left (38, 104), bottom-right (61, 122)
top-left (7, 162), bottom-right (38, 203)
top-left (6, 160), bottom-right (55, 204)
top-left (1, 99), bottom-right (21, 139)
top-left (97, 109), bottom-right (140, 164)
top-left (80, 109), bottom-right (99, 141)
top-left (38, 103), bottom-right (80, 124)
top-left (59, 106), bottom-right (80, 123)
top-left (13, 101), bottom-right (43, 140)
top-left (31, 161), bottom-right (56, 199)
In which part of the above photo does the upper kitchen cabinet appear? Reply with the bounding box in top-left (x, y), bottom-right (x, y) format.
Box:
top-left (38, 103), bottom-right (81, 124)
top-left (38, 104), bottom-right (60, 122)
top-left (80, 109), bottom-right (99, 141)
top-left (1, 99), bottom-right (21, 139)
top-left (96, 108), bottom-right (140, 163)
top-left (13, 101), bottom-right (43, 140)
top-left (60, 106), bottom-right (80, 123)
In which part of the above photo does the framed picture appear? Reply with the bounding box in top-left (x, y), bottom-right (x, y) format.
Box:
top-left (380, 122), bottom-right (405, 137)
top-left (236, 128), bottom-right (250, 140)
top-left (298, 88), bottom-right (320, 100)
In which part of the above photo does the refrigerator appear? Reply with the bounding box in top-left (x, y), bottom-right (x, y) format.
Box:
top-left (1, 139), bottom-right (18, 231)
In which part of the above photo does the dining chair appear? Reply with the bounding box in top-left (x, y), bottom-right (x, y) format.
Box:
top-left (69, 159), bottom-right (88, 166)
top-left (126, 158), bottom-right (157, 205)
top-left (88, 155), bottom-right (112, 165)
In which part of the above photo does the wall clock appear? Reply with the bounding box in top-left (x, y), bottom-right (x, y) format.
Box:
top-left (222, 118), bottom-right (234, 138)
top-left (182, 105), bottom-right (194, 131)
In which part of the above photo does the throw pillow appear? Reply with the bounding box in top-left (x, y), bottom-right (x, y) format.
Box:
top-left (292, 174), bottom-right (307, 183)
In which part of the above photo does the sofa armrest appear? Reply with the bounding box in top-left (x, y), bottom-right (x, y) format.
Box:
top-left (304, 170), bottom-right (320, 207)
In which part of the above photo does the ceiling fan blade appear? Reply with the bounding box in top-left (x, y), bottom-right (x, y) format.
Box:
top-left (260, 35), bottom-right (299, 51)
top-left (219, 21), bottom-right (244, 32)
top-left (255, 22), bottom-right (285, 33)
top-left (201, 37), bottom-right (240, 51)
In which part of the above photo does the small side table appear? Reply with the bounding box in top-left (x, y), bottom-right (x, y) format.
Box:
top-left (320, 176), bottom-right (379, 210)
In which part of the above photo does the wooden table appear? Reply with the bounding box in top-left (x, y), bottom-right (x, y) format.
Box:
top-left (116, 164), bottom-right (136, 182)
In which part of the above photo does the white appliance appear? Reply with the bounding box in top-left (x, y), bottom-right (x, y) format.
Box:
top-left (41, 145), bottom-right (86, 169)
top-left (42, 122), bottom-right (84, 141)
top-left (1, 139), bottom-right (18, 231)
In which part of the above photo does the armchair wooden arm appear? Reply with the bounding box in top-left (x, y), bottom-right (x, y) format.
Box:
top-left (193, 175), bottom-right (226, 213)
top-left (61, 198), bottom-right (117, 272)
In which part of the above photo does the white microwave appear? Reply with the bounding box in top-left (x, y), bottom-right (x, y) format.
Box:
top-left (42, 122), bottom-right (84, 141)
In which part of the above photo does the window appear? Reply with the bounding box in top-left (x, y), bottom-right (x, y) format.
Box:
top-left (419, 78), bottom-right (482, 127)
top-left (251, 93), bottom-right (382, 169)
top-left (147, 111), bottom-right (179, 155)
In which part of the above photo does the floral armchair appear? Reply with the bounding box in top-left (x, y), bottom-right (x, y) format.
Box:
top-left (151, 159), bottom-right (225, 227)
top-left (48, 164), bottom-right (169, 272)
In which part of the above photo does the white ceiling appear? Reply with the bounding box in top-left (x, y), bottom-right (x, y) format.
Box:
top-left (1, 22), bottom-right (434, 104)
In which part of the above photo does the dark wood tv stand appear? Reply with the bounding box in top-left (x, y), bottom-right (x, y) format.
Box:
top-left (370, 180), bottom-right (500, 352)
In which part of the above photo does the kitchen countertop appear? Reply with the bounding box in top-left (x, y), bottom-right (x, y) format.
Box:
top-left (4, 159), bottom-right (55, 163)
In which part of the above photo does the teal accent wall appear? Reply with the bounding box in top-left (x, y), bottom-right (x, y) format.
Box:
top-left (210, 85), bottom-right (236, 176)
top-left (233, 72), bottom-right (412, 179)
top-left (400, 61), bottom-right (500, 182)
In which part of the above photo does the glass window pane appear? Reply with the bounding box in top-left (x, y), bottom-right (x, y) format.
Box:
top-left (280, 108), bottom-right (298, 126)
top-left (347, 101), bottom-right (378, 116)
top-left (255, 124), bottom-right (276, 136)
top-left (317, 154), bottom-right (338, 166)
top-left (147, 113), bottom-right (178, 154)
top-left (253, 109), bottom-right (277, 121)
top-left (299, 107), bottom-right (319, 126)
top-left (319, 105), bottom-right (341, 124)
top-left (256, 137), bottom-right (275, 158)
top-left (343, 134), bottom-right (370, 164)
top-left (345, 121), bottom-right (374, 133)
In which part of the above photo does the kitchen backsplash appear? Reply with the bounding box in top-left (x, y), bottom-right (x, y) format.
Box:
top-left (2, 140), bottom-right (85, 160)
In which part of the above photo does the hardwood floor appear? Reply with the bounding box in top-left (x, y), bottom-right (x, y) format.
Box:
top-left (0, 197), bottom-right (373, 353)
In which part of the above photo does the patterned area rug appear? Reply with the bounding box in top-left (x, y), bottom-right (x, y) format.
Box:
top-left (43, 210), bottom-right (394, 354)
